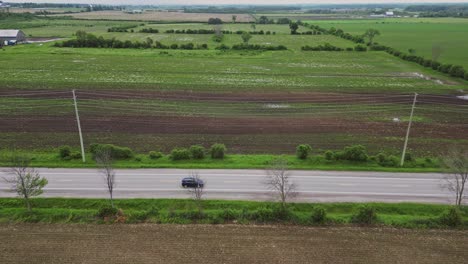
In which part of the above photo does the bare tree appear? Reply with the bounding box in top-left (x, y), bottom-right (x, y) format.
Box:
top-left (432, 44), bottom-right (443, 62)
top-left (232, 15), bottom-right (237, 23)
top-left (3, 156), bottom-right (48, 212)
top-left (95, 149), bottom-right (116, 208)
top-left (264, 158), bottom-right (297, 209)
top-left (442, 149), bottom-right (468, 206)
top-left (187, 171), bottom-right (205, 214)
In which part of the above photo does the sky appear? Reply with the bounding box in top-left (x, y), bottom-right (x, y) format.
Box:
top-left (5, 0), bottom-right (468, 6)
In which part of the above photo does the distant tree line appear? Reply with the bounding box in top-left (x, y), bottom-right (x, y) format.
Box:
top-left (54, 31), bottom-right (208, 50)
top-left (107, 25), bottom-right (139, 33)
top-left (406, 4), bottom-right (468, 17)
top-left (184, 6), bottom-right (300, 14)
top-left (302, 43), bottom-right (367, 52)
top-left (257, 16), bottom-right (294, 25)
top-left (216, 43), bottom-right (287, 51)
top-left (163, 29), bottom-right (276, 35)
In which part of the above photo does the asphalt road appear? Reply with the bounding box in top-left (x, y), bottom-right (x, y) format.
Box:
top-left (0, 168), bottom-right (453, 204)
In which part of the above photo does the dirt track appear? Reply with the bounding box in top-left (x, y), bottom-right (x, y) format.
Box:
top-left (0, 224), bottom-right (467, 264)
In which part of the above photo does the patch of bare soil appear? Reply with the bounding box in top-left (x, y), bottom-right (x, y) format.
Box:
top-left (0, 224), bottom-right (466, 264)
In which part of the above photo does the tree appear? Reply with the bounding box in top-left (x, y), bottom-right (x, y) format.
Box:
top-left (289, 22), bottom-right (299, 34)
top-left (251, 23), bottom-right (256, 30)
top-left (232, 15), bottom-right (237, 23)
top-left (241, 32), bottom-right (252, 44)
top-left (264, 158), bottom-right (297, 209)
top-left (258, 16), bottom-right (269, 24)
top-left (187, 172), bottom-right (205, 214)
top-left (3, 156), bottom-right (48, 212)
top-left (296, 144), bottom-right (312, 160)
top-left (95, 149), bottom-right (116, 208)
top-left (442, 149), bottom-right (468, 206)
top-left (363, 28), bottom-right (380, 45)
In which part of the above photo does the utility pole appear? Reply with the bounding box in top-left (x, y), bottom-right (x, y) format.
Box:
top-left (401, 93), bottom-right (418, 166)
top-left (72, 90), bottom-right (86, 162)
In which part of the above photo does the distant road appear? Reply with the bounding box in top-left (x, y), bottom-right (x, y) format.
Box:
top-left (0, 169), bottom-right (453, 204)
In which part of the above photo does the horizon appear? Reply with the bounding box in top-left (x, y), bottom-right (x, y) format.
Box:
top-left (4, 0), bottom-right (468, 6)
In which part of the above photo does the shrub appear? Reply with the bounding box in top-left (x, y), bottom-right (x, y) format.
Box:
top-left (378, 155), bottom-right (399, 167)
top-left (89, 143), bottom-right (134, 160)
top-left (149, 151), bottom-right (163, 160)
top-left (70, 152), bottom-right (82, 160)
top-left (465, 72), bottom-right (468, 81)
top-left (96, 205), bottom-right (118, 218)
top-left (354, 45), bottom-right (367, 52)
top-left (324, 150), bottom-right (335, 161)
top-left (210, 144), bottom-right (227, 159)
top-left (449, 65), bottom-right (465, 78)
top-left (296, 144), bottom-right (312, 160)
top-left (189, 145), bottom-right (205, 159)
top-left (340, 145), bottom-right (368, 162)
top-left (352, 205), bottom-right (377, 225)
top-left (311, 206), bottom-right (327, 224)
top-left (170, 148), bottom-right (191, 161)
top-left (58, 145), bottom-right (71, 159)
top-left (404, 152), bottom-right (414, 162)
top-left (439, 207), bottom-right (462, 227)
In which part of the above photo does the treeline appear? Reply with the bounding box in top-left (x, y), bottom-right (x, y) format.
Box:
top-left (302, 43), bottom-right (367, 52)
top-left (305, 24), bottom-right (468, 81)
top-left (257, 16), bottom-right (296, 25)
top-left (406, 4), bottom-right (468, 17)
top-left (107, 25), bottom-right (139, 33)
top-left (54, 31), bottom-right (208, 50)
top-left (163, 29), bottom-right (276, 35)
top-left (184, 6), bottom-right (300, 14)
top-left (216, 43), bottom-right (287, 51)
top-left (304, 23), bottom-right (365, 43)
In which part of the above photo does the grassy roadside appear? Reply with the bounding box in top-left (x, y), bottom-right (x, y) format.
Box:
top-left (0, 198), bottom-right (466, 229)
top-left (0, 151), bottom-right (442, 172)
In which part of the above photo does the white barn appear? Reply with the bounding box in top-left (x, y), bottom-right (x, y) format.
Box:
top-left (0, 30), bottom-right (26, 45)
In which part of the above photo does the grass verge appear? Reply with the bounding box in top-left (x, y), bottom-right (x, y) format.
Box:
top-left (0, 198), bottom-right (466, 229)
top-left (0, 151), bottom-right (442, 172)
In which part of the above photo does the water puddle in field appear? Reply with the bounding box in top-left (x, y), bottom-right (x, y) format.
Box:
top-left (264, 104), bottom-right (290, 109)
top-left (456, 95), bottom-right (468, 100)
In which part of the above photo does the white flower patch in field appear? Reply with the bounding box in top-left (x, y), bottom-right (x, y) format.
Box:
top-left (72, 60), bottom-right (85, 63)
top-left (250, 66), bottom-right (271, 71)
top-left (177, 37), bottom-right (194, 41)
top-left (263, 104), bottom-right (290, 109)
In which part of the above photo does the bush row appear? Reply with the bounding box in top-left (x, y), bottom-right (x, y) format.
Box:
top-left (163, 29), bottom-right (277, 35)
top-left (216, 43), bottom-right (287, 51)
top-left (169, 144), bottom-right (227, 161)
top-left (93, 204), bottom-right (466, 227)
top-left (54, 31), bottom-right (208, 50)
top-left (107, 25), bottom-right (138, 32)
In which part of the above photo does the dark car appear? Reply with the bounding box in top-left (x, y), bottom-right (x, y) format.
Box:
top-left (181, 177), bottom-right (204, 188)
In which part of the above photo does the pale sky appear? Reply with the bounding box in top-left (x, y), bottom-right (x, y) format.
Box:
top-left (5, 0), bottom-right (468, 6)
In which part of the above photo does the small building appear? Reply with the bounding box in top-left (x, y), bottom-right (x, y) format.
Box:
top-left (385, 11), bottom-right (395, 17)
top-left (0, 30), bottom-right (26, 46)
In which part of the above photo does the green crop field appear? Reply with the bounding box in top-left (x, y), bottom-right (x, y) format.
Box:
top-left (0, 16), bottom-right (467, 165)
top-left (308, 18), bottom-right (468, 69)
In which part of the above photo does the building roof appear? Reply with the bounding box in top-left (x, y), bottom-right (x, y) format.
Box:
top-left (0, 30), bottom-right (21, 38)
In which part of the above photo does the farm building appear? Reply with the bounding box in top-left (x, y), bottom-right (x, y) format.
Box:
top-left (0, 30), bottom-right (26, 45)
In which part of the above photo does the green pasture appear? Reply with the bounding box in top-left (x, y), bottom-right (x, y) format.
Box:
top-left (307, 17), bottom-right (468, 68)
top-left (1, 44), bottom-right (463, 93)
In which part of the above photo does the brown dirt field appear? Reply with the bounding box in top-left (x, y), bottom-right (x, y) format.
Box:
top-left (0, 224), bottom-right (467, 264)
top-left (53, 11), bottom-right (255, 22)
top-left (1, 89), bottom-right (466, 105)
top-left (1, 115), bottom-right (466, 141)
